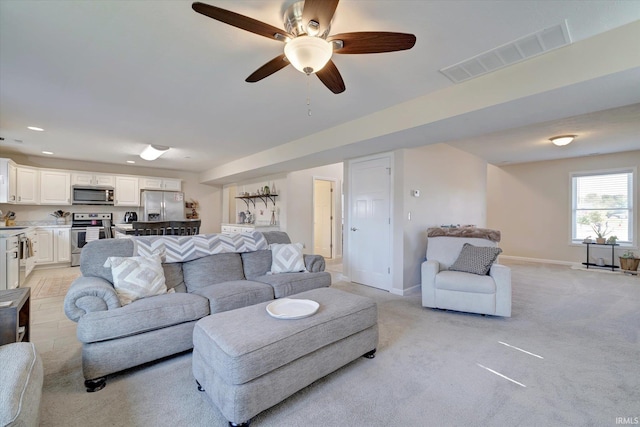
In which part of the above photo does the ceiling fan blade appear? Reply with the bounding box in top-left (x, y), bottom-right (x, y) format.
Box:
top-left (302, 0), bottom-right (339, 36)
top-left (246, 54), bottom-right (290, 83)
top-left (329, 32), bottom-right (416, 54)
top-left (192, 2), bottom-right (288, 41)
top-left (316, 60), bottom-right (345, 94)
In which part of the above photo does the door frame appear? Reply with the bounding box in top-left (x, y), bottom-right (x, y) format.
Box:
top-left (345, 152), bottom-right (394, 290)
top-left (312, 176), bottom-right (337, 259)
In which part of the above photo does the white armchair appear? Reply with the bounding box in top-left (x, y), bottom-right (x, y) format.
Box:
top-left (421, 229), bottom-right (511, 317)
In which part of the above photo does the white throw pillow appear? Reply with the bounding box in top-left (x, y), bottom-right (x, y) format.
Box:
top-left (270, 243), bottom-right (307, 274)
top-left (103, 254), bottom-right (169, 306)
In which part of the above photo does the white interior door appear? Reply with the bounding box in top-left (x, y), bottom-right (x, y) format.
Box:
top-left (313, 179), bottom-right (333, 258)
top-left (348, 156), bottom-right (391, 290)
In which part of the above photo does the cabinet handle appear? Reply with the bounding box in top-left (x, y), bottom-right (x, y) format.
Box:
top-left (18, 196), bottom-right (21, 201)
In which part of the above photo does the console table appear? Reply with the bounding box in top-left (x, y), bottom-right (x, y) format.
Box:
top-left (582, 242), bottom-right (619, 271)
top-left (0, 287), bottom-right (30, 345)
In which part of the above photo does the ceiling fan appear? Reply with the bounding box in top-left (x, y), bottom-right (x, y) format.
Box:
top-left (192, 0), bottom-right (416, 94)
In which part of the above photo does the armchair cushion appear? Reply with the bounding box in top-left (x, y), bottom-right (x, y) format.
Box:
top-left (449, 243), bottom-right (502, 275)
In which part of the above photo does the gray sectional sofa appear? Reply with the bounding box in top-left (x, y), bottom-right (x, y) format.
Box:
top-left (63, 231), bottom-right (331, 392)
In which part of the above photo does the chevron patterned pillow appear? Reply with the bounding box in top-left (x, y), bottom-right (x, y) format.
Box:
top-left (103, 253), bottom-right (169, 305)
top-left (270, 243), bottom-right (307, 274)
top-left (449, 243), bottom-right (502, 275)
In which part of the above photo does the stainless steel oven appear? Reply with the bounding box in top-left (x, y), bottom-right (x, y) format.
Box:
top-left (70, 213), bottom-right (113, 267)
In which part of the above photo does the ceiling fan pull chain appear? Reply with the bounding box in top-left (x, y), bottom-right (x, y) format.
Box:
top-left (306, 75), bottom-right (312, 117)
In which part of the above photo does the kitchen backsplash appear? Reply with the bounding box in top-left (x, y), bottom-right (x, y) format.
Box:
top-left (0, 204), bottom-right (143, 225)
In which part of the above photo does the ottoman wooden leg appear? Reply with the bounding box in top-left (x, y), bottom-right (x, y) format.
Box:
top-left (363, 348), bottom-right (376, 359)
top-left (84, 377), bottom-right (106, 392)
top-left (196, 380), bottom-right (205, 392)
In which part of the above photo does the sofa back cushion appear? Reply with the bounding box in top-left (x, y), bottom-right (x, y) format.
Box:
top-left (183, 253), bottom-right (245, 292)
top-left (80, 238), bottom-right (186, 292)
top-left (241, 250), bottom-right (272, 279)
top-left (426, 236), bottom-right (497, 270)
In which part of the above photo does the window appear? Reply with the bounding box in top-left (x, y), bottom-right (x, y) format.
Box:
top-left (572, 169), bottom-right (635, 245)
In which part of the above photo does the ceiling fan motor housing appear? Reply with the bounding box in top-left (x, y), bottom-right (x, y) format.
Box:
top-left (284, 1), bottom-right (331, 38)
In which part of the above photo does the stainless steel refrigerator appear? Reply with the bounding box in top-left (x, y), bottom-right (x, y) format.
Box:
top-left (141, 190), bottom-right (185, 221)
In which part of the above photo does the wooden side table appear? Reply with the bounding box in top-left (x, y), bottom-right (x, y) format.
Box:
top-left (0, 287), bottom-right (30, 345)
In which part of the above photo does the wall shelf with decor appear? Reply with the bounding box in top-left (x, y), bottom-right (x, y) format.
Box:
top-left (235, 194), bottom-right (278, 209)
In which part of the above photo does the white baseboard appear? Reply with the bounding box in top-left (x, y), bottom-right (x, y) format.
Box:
top-left (499, 255), bottom-right (576, 267)
top-left (390, 284), bottom-right (421, 296)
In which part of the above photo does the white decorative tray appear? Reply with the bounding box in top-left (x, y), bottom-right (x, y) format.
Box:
top-left (266, 298), bottom-right (319, 320)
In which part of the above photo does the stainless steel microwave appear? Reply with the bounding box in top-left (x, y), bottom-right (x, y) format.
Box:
top-left (72, 186), bottom-right (115, 205)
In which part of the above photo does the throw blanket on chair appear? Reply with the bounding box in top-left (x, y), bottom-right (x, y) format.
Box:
top-left (132, 231), bottom-right (268, 263)
top-left (427, 227), bottom-right (501, 242)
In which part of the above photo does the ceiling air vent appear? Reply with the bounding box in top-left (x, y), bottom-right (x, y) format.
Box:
top-left (440, 20), bottom-right (571, 84)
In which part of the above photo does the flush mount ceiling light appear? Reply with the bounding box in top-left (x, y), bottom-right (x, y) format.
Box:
top-left (140, 144), bottom-right (170, 161)
top-left (550, 135), bottom-right (576, 146)
top-left (28, 126), bottom-right (44, 131)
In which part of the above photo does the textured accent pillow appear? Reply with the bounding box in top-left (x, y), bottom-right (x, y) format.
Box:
top-left (103, 254), bottom-right (169, 305)
top-left (270, 243), bottom-right (307, 274)
top-left (449, 243), bottom-right (502, 275)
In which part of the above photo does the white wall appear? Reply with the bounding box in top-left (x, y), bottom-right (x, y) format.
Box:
top-left (0, 154), bottom-right (222, 233)
top-left (398, 144), bottom-right (488, 291)
top-left (222, 174), bottom-right (287, 228)
top-left (487, 150), bottom-right (640, 264)
top-left (286, 163), bottom-right (343, 257)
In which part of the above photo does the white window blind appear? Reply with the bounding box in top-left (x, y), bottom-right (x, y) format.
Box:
top-left (572, 170), bottom-right (634, 243)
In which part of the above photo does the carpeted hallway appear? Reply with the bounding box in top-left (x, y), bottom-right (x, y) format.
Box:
top-left (34, 261), bottom-right (639, 426)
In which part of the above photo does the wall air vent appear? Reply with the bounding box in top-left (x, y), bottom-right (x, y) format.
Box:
top-left (440, 20), bottom-right (571, 84)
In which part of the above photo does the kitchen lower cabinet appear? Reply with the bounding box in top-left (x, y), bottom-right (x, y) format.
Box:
top-left (35, 227), bottom-right (70, 265)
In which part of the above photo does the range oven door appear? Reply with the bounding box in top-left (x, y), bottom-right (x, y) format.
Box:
top-left (71, 227), bottom-right (111, 267)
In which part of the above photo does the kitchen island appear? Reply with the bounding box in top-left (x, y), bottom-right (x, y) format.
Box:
top-left (114, 220), bottom-right (201, 237)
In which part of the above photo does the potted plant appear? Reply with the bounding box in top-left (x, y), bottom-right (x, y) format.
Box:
top-left (577, 212), bottom-right (610, 244)
top-left (619, 250), bottom-right (640, 272)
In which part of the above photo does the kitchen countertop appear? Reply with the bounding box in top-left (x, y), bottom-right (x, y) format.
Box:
top-left (221, 223), bottom-right (278, 228)
top-left (0, 226), bottom-right (34, 238)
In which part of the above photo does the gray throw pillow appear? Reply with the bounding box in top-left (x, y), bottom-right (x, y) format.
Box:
top-left (449, 243), bottom-right (502, 275)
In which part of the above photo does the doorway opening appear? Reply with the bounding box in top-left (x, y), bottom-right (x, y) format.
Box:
top-left (313, 178), bottom-right (336, 259)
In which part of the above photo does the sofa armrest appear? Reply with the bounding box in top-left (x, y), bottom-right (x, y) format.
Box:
top-left (64, 276), bottom-right (122, 322)
top-left (304, 254), bottom-right (326, 272)
top-left (490, 263), bottom-right (512, 317)
top-left (420, 259), bottom-right (441, 308)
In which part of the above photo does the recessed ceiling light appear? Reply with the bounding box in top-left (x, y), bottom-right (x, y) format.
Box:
top-left (28, 126), bottom-right (44, 132)
top-left (127, 160), bottom-right (136, 164)
top-left (42, 151), bottom-right (54, 155)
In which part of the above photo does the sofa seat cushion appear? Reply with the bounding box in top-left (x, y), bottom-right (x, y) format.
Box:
top-left (435, 270), bottom-right (496, 294)
top-left (183, 253), bottom-right (245, 293)
top-left (77, 292), bottom-right (210, 343)
top-left (253, 271), bottom-right (331, 298)
top-left (192, 287), bottom-right (377, 385)
top-left (193, 280), bottom-right (274, 314)
top-left (0, 342), bottom-right (43, 427)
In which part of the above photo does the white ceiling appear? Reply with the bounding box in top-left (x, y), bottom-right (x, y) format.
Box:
top-left (1, 1), bottom-right (639, 184)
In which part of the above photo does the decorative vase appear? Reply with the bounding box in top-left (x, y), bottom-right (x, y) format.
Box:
top-left (596, 237), bottom-right (606, 244)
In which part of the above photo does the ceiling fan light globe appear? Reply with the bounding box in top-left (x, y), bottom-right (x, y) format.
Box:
top-left (284, 36), bottom-right (333, 74)
top-left (549, 135), bottom-right (576, 146)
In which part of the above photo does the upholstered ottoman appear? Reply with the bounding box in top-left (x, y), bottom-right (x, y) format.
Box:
top-left (0, 342), bottom-right (43, 427)
top-left (192, 287), bottom-right (378, 426)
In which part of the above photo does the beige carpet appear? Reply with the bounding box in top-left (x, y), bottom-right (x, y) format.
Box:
top-left (30, 274), bottom-right (80, 299)
top-left (39, 262), bottom-right (640, 426)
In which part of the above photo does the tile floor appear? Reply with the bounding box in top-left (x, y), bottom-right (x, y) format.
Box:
top-left (24, 266), bottom-right (82, 354)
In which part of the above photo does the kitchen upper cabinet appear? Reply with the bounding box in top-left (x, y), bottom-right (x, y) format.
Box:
top-left (40, 170), bottom-right (71, 205)
top-left (72, 172), bottom-right (114, 187)
top-left (16, 167), bottom-right (38, 204)
top-left (139, 177), bottom-right (181, 191)
top-left (114, 176), bottom-right (140, 206)
top-left (0, 158), bottom-right (17, 203)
